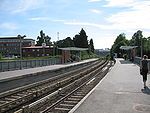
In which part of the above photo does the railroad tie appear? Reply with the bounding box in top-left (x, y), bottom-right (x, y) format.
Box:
top-left (67, 97), bottom-right (81, 101)
top-left (71, 95), bottom-right (83, 98)
top-left (5, 98), bottom-right (16, 101)
top-left (64, 100), bottom-right (78, 104)
top-left (60, 103), bottom-right (74, 107)
top-left (55, 107), bottom-right (71, 111)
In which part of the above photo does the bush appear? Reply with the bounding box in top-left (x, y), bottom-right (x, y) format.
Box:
top-left (0, 53), bottom-right (2, 60)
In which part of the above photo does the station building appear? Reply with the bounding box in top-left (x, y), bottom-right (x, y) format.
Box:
top-left (22, 45), bottom-right (53, 57)
top-left (0, 36), bottom-right (35, 57)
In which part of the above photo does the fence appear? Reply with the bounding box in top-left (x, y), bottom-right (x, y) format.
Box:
top-left (0, 58), bottom-right (61, 72)
top-left (134, 57), bottom-right (150, 72)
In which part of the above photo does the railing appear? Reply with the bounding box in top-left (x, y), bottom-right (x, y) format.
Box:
top-left (134, 57), bottom-right (150, 72)
top-left (0, 58), bottom-right (61, 72)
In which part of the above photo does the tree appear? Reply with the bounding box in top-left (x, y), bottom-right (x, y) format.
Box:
top-left (89, 38), bottom-right (95, 53)
top-left (73, 28), bottom-right (88, 48)
top-left (130, 30), bottom-right (143, 56)
top-left (0, 53), bottom-right (2, 60)
top-left (111, 33), bottom-right (128, 57)
top-left (142, 37), bottom-right (150, 58)
top-left (56, 37), bottom-right (74, 48)
top-left (111, 30), bottom-right (150, 58)
top-left (36, 30), bottom-right (52, 46)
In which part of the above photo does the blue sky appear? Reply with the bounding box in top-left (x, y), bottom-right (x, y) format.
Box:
top-left (0, 0), bottom-right (150, 49)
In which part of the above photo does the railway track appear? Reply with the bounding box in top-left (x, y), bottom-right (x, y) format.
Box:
top-left (0, 59), bottom-right (109, 113)
top-left (13, 60), bottom-right (112, 113)
top-left (41, 62), bottom-right (111, 113)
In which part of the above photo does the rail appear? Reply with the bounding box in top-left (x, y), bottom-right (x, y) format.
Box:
top-left (0, 59), bottom-right (103, 113)
top-left (13, 60), bottom-right (112, 113)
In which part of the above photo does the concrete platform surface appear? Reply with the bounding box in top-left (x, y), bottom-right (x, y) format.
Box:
top-left (0, 58), bottom-right (98, 82)
top-left (71, 58), bottom-right (150, 113)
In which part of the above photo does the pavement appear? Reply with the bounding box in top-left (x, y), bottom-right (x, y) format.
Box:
top-left (70, 58), bottom-right (150, 113)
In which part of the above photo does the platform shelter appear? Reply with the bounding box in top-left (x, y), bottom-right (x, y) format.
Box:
top-left (58, 47), bottom-right (88, 63)
top-left (120, 46), bottom-right (138, 61)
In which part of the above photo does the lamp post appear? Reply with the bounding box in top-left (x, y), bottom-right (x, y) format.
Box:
top-left (141, 37), bottom-right (143, 59)
top-left (18, 35), bottom-right (26, 59)
top-left (56, 32), bottom-right (59, 56)
top-left (17, 35), bottom-right (26, 69)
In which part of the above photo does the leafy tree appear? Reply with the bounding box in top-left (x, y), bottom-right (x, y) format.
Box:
top-left (111, 30), bottom-right (150, 58)
top-left (0, 53), bottom-right (2, 60)
top-left (142, 37), bottom-right (150, 58)
top-left (89, 38), bottom-right (95, 53)
top-left (36, 30), bottom-right (52, 46)
top-left (111, 33), bottom-right (128, 57)
top-left (73, 28), bottom-right (88, 48)
top-left (130, 30), bottom-right (143, 56)
top-left (56, 37), bottom-right (74, 48)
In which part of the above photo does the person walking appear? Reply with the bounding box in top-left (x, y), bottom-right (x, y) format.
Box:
top-left (140, 55), bottom-right (148, 88)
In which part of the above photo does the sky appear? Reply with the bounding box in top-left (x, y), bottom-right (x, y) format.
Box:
top-left (0, 0), bottom-right (150, 49)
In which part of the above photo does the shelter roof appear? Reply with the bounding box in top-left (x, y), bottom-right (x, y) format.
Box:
top-left (120, 46), bottom-right (138, 50)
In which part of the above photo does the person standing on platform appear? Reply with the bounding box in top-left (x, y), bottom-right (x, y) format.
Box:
top-left (140, 55), bottom-right (148, 88)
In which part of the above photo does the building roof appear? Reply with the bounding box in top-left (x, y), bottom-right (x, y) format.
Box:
top-left (0, 37), bottom-right (35, 41)
top-left (120, 46), bottom-right (138, 50)
top-left (58, 47), bottom-right (88, 51)
top-left (0, 37), bottom-right (19, 39)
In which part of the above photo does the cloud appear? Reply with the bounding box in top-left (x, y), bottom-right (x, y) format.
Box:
top-left (29, 17), bottom-right (50, 21)
top-left (13, 0), bottom-right (45, 13)
top-left (105, 0), bottom-right (150, 30)
top-left (94, 36), bottom-right (116, 49)
top-left (90, 9), bottom-right (102, 14)
top-left (64, 21), bottom-right (103, 28)
top-left (0, 0), bottom-right (46, 14)
top-left (0, 22), bottom-right (18, 30)
top-left (88, 0), bottom-right (101, 2)
top-left (64, 20), bottom-right (119, 30)
top-left (104, 0), bottom-right (135, 7)
top-left (29, 17), bottom-right (65, 23)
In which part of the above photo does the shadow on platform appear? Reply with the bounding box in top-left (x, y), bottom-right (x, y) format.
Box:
top-left (141, 86), bottom-right (150, 95)
top-left (119, 59), bottom-right (133, 64)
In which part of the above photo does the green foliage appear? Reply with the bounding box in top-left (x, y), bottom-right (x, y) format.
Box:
top-left (130, 30), bottom-right (143, 56)
top-left (129, 30), bottom-right (150, 57)
top-left (73, 28), bottom-right (88, 48)
top-left (111, 33), bottom-right (128, 57)
top-left (89, 38), bottom-right (95, 53)
top-left (56, 37), bottom-right (74, 48)
top-left (111, 30), bottom-right (150, 58)
top-left (142, 37), bottom-right (150, 57)
top-left (0, 53), bottom-right (2, 60)
top-left (81, 51), bottom-right (98, 60)
top-left (36, 30), bottom-right (52, 46)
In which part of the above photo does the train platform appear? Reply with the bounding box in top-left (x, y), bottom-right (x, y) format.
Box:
top-left (70, 58), bottom-right (150, 113)
top-left (0, 58), bottom-right (98, 83)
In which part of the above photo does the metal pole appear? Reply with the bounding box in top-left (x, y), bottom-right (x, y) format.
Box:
top-left (57, 32), bottom-right (59, 41)
top-left (56, 32), bottom-right (59, 56)
top-left (18, 35), bottom-right (26, 69)
top-left (141, 37), bottom-right (143, 59)
top-left (20, 36), bottom-right (22, 60)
